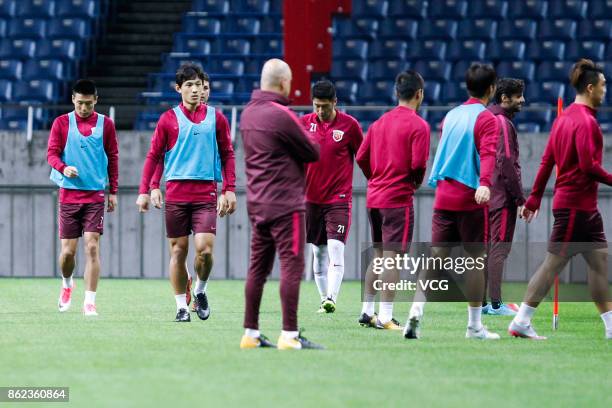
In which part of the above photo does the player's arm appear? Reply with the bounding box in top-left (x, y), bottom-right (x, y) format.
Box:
top-left (279, 111), bottom-right (320, 163)
top-left (474, 110), bottom-right (500, 204)
top-left (149, 161), bottom-right (164, 209)
top-left (349, 120), bottom-right (364, 157)
top-left (409, 122), bottom-right (431, 188)
top-left (355, 126), bottom-right (372, 179)
top-left (215, 110), bottom-right (237, 216)
top-left (103, 117), bottom-right (119, 212)
top-left (524, 133), bottom-right (556, 212)
top-left (576, 123), bottom-right (612, 186)
top-left (136, 115), bottom-right (170, 212)
top-left (47, 117), bottom-right (76, 176)
top-left (499, 118), bottom-right (525, 206)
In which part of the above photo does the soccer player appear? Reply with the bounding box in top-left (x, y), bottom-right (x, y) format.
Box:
top-left (509, 59), bottom-right (612, 340)
top-left (239, 59), bottom-right (322, 350)
top-left (356, 70), bottom-right (430, 330)
top-left (136, 63), bottom-right (236, 323)
top-left (405, 63), bottom-right (500, 340)
top-left (301, 80), bottom-right (363, 313)
top-left (47, 79), bottom-right (119, 316)
top-left (483, 78), bottom-right (526, 316)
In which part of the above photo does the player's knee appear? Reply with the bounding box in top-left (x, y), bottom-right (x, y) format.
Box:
top-left (61, 247), bottom-right (76, 259)
top-left (171, 245), bottom-right (188, 261)
top-left (85, 240), bottom-right (99, 258)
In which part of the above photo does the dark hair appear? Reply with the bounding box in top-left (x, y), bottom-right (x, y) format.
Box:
top-left (72, 79), bottom-right (97, 96)
top-left (176, 62), bottom-right (208, 86)
top-left (312, 80), bottom-right (336, 100)
top-left (395, 70), bottom-right (424, 101)
top-left (569, 59), bottom-right (604, 94)
top-left (465, 63), bottom-right (497, 98)
top-left (494, 78), bottom-right (525, 104)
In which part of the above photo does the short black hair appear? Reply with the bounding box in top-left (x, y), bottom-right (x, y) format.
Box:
top-left (72, 79), bottom-right (97, 96)
top-left (176, 62), bottom-right (208, 86)
top-left (312, 80), bottom-right (336, 100)
top-left (569, 59), bottom-right (604, 94)
top-left (494, 78), bottom-right (525, 104)
top-left (465, 63), bottom-right (497, 98)
top-left (395, 70), bottom-right (424, 101)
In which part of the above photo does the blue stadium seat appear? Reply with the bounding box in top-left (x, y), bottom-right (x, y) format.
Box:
top-left (566, 41), bottom-right (606, 61)
top-left (527, 40), bottom-right (565, 61)
top-left (0, 0), bottom-right (16, 17)
top-left (245, 59), bottom-right (262, 74)
top-left (0, 18), bottom-right (5, 36)
top-left (0, 79), bottom-right (11, 101)
top-left (0, 59), bottom-right (21, 80)
top-left (469, 0), bottom-right (508, 20)
top-left (588, 0), bottom-right (612, 19)
top-left (525, 82), bottom-right (565, 104)
top-left (353, 0), bottom-right (388, 19)
top-left (451, 60), bottom-right (471, 81)
top-left (414, 61), bottom-right (451, 82)
top-left (183, 16), bottom-right (222, 35)
top-left (16, 0), bottom-right (55, 17)
top-left (577, 20), bottom-right (612, 40)
top-left (209, 79), bottom-right (234, 101)
top-left (0, 39), bottom-right (37, 59)
top-left (408, 40), bottom-right (447, 60)
top-left (601, 62), bottom-right (612, 84)
top-left (47, 18), bottom-right (90, 39)
top-left (447, 40), bottom-right (486, 61)
top-left (333, 39), bottom-right (369, 60)
top-left (219, 38), bottom-right (251, 55)
top-left (418, 19), bottom-right (457, 40)
top-left (369, 59), bottom-right (408, 80)
top-left (56, 0), bottom-right (98, 18)
top-left (162, 55), bottom-right (205, 74)
top-left (232, 0), bottom-right (270, 14)
top-left (334, 18), bottom-right (379, 40)
top-left (149, 73), bottom-right (176, 93)
top-left (345, 109), bottom-right (384, 126)
top-left (508, 0), bottom-right (547, 20)
top-left (490, 40), bottom-right (526, 61)
top-left (388, 0), bottom-right (427, 19)
top-left (35, 39), bottom-right (78, 60)
top-left (519, 104), bottom-right (552, 128)
top-left (260, 16), bottom-right (281, 33)
top-left (236, 76), bottom-right (259, 93)
top-left (174, 36), bottom-right (212, 55)
top-left (537, 61), bottom-right (574, 81)
top-left (252, 37), bottom-right (282, 55)
top-left (429, 0), bottom-right (468, 19)
top-left (0, 106), bottom-right (45, 122)
top-left (440, 82), bottom-right (467, 104)
top-left (549, 0), bottom-right (587, 19)
top-left (334, 80), bottom-right (358, 104)
top-left (134, 112), bottom-right (161, 132)
top-left (379, 18), bottom-right (418, 39)
top-left (539, 20), bottom-right (577, 41)
top-left (425, 109), bottom-right (446, 131)
top-left (208, 59), bottom-right (245, 76)
top-left (606, 47), bottom-right (612, 61)
top-left (369, 40), bottom-right (408, 60)
top-left (599, 122), bottom-right (612, 133)
top-left (0, 118), bottom-right (28, 130)
top-left (458, 19), bottom-right (497, 40)
top-left (13, 79), bottom-right (57, 102)
top-left (423, 81), bottom-right (441, 104)
top-left (496, 61), bottom-right (535, 82)
top-left (230, 17), bottom-right (260, 34)
top-left (331, 60), bottom-right (368, 82)
top-left (515, 122), bottom-right (541, 133)
top-left (358, 81), bottom-right (395, 104)
top-left (8, 18), bottom-right (46, 39)
top-left (193, 0), bottom-right (229, 13)
top-left (22, 59), bottom-right (64, 80)
top-left (497, 19), bottom-right (537, 41)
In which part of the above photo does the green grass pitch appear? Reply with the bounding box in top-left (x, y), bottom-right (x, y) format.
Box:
top-left (0, 278), bottom-right (610, 408)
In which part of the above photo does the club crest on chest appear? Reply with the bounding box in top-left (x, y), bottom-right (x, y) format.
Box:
top-left (332, 130), bottom-right (344, 142)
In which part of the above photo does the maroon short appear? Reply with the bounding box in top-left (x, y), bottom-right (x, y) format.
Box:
top-left (432, 208), bottom-right (489, 251)
top-left (165, 202), bottom-right (217, 238)
top-left (306, 202), bottom-right (351, 245)
top-left (368, 206), bottom-right (414, 250)
top-left (548, 209), bottom-right (607, 256)
top-left (59, 202), bottom-right (105, 239)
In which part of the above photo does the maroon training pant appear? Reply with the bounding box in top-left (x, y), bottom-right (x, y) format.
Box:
top-left (487, 207), bottom-right (517, 302)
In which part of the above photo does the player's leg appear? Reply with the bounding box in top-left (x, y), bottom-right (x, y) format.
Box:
top-left (323, 203), bottom-right (350, 310)
top-left (306, 203), bottom-right (328, 306)
top-left (582, 249), bottom-right (612, 338)
top-left (82, 232), bottom-right (101, 315)
top-left (165, 203), bottom-right (192, 322)
top-left (193, 232), bottom-right (215, 320)
top-left (57, 203), bottom-right (83, 312)
top-left (360, 209), bottom-right (382, 326)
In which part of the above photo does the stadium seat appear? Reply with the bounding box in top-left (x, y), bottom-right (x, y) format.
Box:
top-left (429, 0), bottom-right (468, 19)
top-left (8, 18), bottom-right (46, 39)
top-left (16, 0), bottom-right (55, 18)
top-left (496, 61), bottom-right (535, 82)
top-left (13, 79), bottom-right (57, 102)
top-left (47, 18), bottom-right (90, 39)
top-left (577, 20), bottom-right (612, 40)
top-left (134, 112), bottom-right (161, 131)
top-left (388, 0), bottom-right (427, 19)
top-left (527, 41), bottom-right (565, 61)
top-left (520, 104), bottom-right (552, 127)
top-left (447, 40), bottom-right (486, 61)
top-left (56, 0), bottom-right (98, 18)
top-left (516, 123), bottom-right (541, 133)
top-left (252, 37), bottom-right (282, 55)
top-left (440, 82), bottom-right (467, 104)
top-left (425, 109), bottom-right (446, 131)
top-left (0, 119), bottom-right (28, 130)
top-left (423, 81), bottom-right (442, 104)
top-left (333, 39), bottom-right (369, 60)
top-left (549, 0), bottom-right (587, 19)
top-left (537, 61), bottom-right (574, 82)
top-left (0, 0), bottom-right (16, 18)
top-left (22, 59), bottom-right (64, 80)
top-left (0, 59), bottom-right (21, 80)
top-left (606, 47), bottom-right (612, 61)
top-left (183, 16), bottom-right (222, 35)
top-left (35, 39), bottom-right (78, 60)
top-left (352, 0), bottom-right (388, 19)
top-left (588, 0), bottom-right (612, 19)
top-left (245, 59), bottom-right (263, 74)
top-left (193, 0), bottom-right (230, 13)
top-left (230, 17), bottom-right (261, 34)
top-left (260, 16), bottom-right (282, 33)
top-left (219, 38), bottom-right (251, 55)
top-left (525, 82), bottom-right (565, 104)
top-left (508, 0), bottom-right (547, 20)
top-left (174, 36), bottom-right (212, 55)
top-left (334, 18), bottom-right (379, 40)
top-left (331, 60), bottom-right (368, 82)
top-left (334, 80), bottom-right (358, 104)
top-left (458, 19), bottom-right (497, 40)
top-left (358, 81), bottom-right (395, 104)
top-left (497, 19), bottom-right (537, 41)
top-left (490, 40), bottom-right (526, 61)
top-left (566, 41), bottom-right (606, 61)
top-left (232, 0), bottom-right (270, 14)
top-left (369, 59), bottom-right (408, 80)
top-left (209, 79), bottom-right (234, 101)
top-left (538, 20), bottom-right (577, 41)
top-left (418, 19), bottom-right (457, 40)
top-left (0, 18), bottom-right (5, 37)
top-left (379, 18), bottom-right (418, 39)
top-left (236, 76), bottom-right (259, 93)
top-left (408, 41), bottom-right (447, 61)
top-left (149, 73), bottom-right (176, 93)
top-left (469, 0), bottom-right (508, 20)
top-left (208, 59), bottom-right (245, 76)
top-left (0, 39), bottom-right (37, 59)
top-left (369, 40), bottom-right (408, 60)
top-left (414, 61), bottom-right (451, 82)
top-left (0, 79), bottom-right (11, 101)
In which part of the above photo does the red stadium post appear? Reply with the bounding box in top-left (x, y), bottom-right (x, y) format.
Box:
top-left (553, 97), bottom-right (563, 331)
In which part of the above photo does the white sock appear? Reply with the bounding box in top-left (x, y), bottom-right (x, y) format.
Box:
top-left (361, 294), bottom-right (375, 316)
top-left (84, 291), bottom-right (96, 305)
top-left (281, 330), bottom-right (299, 340)
top-left (378, 302), bottom-right (394, 324)
top-left (195, 278), bottom-right (207, 295)
top-left (600, 310), bottom-right (612, 332)
top-left (312, 244), bottom-right (328, 300)
top-left (62, 276), bottom-right (73, 289)
top-left (468, 306), bottom-right (482, 330)
top-left (326, 239), bottom-right (345, 302)
top-left (245, 328), bottom-right (260, 338)
top-left (409, 301), bottom-right (425, 319)
top-left (175, 294), bottom-right (188, 311)
top-left (514, 303), bottom-right (537, 326)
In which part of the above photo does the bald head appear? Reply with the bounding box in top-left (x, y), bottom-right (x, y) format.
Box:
top-left (260, 58), bottom-right (292, 97)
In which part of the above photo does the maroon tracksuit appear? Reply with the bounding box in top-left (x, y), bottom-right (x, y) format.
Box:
top-left (240, 90), bottom-right (320, 331)
top-left (487, 104), bottom-right (525, 303)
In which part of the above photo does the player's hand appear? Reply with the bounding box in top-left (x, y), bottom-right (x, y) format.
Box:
top-left (224, 191), bottom-right (237, 215)
top-left (150, 189), bottom-right (164, 209)
top-left (136, 194), bottom-right (150, 213)
top-left (63, 166), bottom-right (79, 178)
top-left (521, 206), bottom-right (539, 223)
top-left (474, 186), bottom-right (490, 205)
top-left (107, 194), bottom-right (117, 212)
top-left (217, 194), bottom-right (228, 217)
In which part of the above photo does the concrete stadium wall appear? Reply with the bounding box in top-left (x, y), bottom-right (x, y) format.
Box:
top-left (0, 130), bottom-right (611, 282)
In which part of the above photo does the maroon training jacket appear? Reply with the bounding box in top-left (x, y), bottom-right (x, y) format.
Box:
top-left (240, 90), bottom-right (320, 224)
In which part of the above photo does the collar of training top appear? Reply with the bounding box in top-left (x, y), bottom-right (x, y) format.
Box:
top-left (489, 103), bottom-right (514, 119)
top-left (250, 89), bottom-right (291, 105)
